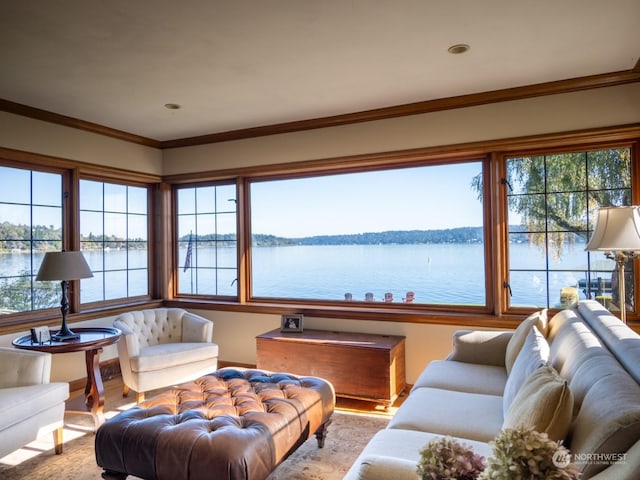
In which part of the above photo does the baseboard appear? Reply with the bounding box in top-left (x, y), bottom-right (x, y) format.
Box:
top-left (218, 360), bottom-right (256, 369)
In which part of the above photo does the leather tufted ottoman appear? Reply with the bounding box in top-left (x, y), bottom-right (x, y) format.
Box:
top-left (95, 368), bottom-right (335, 480)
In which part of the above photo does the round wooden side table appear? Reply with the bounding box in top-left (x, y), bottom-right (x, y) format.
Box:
top-left (13, 326), bottom-right (121, 429)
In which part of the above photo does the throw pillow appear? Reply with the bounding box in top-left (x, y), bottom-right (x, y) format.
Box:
top-left (505, 309), bottom-right (548, 375)
top-left (503, 365), bottom-right (574, 442)
top-left (502, 326), bottom-right (549, 417)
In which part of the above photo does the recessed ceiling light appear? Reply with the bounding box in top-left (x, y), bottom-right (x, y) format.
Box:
top-left (448, 44), bottom-right (470, 55)
top-left (164, 103), bottom-right (181, 110)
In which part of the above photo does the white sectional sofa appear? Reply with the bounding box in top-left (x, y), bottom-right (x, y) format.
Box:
top-left (0, 347), bottom-right (69, 458)
top-left (344, 300), bottom-right (640, 480)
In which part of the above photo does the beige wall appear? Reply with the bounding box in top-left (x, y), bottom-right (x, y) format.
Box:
top-left (0, 111), bottom-right (162, 174)
top-left (1, 83), bottom-right (640, 386)
top-left (0, 310), bottom-right (463, 384)
top-left (192, 310), bottom-right (463, 385)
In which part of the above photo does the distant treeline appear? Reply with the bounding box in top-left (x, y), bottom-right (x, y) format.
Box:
top-left (294, 227), bottom-right (484, 245)
top-left (2, 221), bottom-right (536, 252)
top-left (0, 222), bottom-right (145, 252)
top-left (0, 222), bottom-right (60, 251)
top-left (184, 227), bottom-right (529, 246)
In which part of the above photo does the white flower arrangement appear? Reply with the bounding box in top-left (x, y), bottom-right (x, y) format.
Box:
top-left (480, 426), bottom-right (580, 480)
top-left (417, 427), bottom-right (580, 480)
top-left (417, 436), bottom-right (486, 480)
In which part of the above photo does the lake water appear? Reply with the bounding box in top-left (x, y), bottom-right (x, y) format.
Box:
top-left (2, 243), bottom-right (614, 308)
top-left (251, 242), bottom-right (613, 307)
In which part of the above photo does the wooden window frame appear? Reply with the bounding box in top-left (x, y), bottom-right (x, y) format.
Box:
top-left (172, 181), bottom-right (239, 300)
top-left (164, 124), bottom-right (640, 329)
top-left (500, 143), bottom-right (636, 313)
top-left (0, 148), bottom-right (161, 333)
top-left (1, 123), bottom-right (638, 333)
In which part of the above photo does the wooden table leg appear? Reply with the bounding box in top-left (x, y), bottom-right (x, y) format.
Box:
top-left (14, 327), bottom-right (121, 431)
top-left (84, 347), bottom-right (105, 428)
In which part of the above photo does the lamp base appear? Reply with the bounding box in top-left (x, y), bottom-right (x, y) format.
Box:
top-left (51, 330), bottom-right (80, 342)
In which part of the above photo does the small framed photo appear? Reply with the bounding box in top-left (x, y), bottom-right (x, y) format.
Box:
top-left (30, 326), bottom-right (51, 344)
top-left (280, 314), bottom-right (304, 332)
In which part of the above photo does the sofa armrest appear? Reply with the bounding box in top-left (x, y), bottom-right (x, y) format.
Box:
top-left (446, 330), bottom-right (512, 367)
top-left (0, 347), bottom-right (52, 387)
top-left (113, 320), bottom-right (140, 359)
top-left (587, 440), bottom-right (640, 480)
top-left (355, 455), bottom-right (418, 480)
top-left (182, 311), bottom-right (213, 342)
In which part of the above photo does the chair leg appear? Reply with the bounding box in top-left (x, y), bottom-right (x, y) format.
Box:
top-left (53, 426), bottom-right (63, 454)
top-left (135, 391), bottom-right (145, 403)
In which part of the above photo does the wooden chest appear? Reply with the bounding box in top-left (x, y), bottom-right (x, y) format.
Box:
top-left (256, 329), bottom-right (406, 406)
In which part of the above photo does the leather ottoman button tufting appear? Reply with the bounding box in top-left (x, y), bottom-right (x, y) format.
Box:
top-left (96, 367), bottom-right (335, 480)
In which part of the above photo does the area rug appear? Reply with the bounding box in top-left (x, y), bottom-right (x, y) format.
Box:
top-left (0, 409), bottom-right (389, 480)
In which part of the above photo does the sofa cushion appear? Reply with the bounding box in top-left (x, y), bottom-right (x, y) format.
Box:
top-left (0, 383), bottom-right (69, 432)
top-left (503, 365), bottom-right (573, 441)
top-left (356, 456), bottom-right (418, 480)
top-left (503, 326), bottom-right (549, 416)
top-left (447, 330), bottom-right (513, 367)
top-left (342, 429), bottom-right (494, 480)
top-left (387, 387), bottom-right (503, 442)
top-left (132, 342), bottom-right (220, 373)
top-left (568, 367), bottom-right (640, 478)
top-left (505, 309), bottom-right (548, 375)
top-left (412, 360), bottom-right (506, 396)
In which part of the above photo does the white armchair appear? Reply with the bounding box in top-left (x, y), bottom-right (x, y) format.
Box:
top-left (113, 308), bottom-right (219, 402)
top-left (0, 347), bottom-right (69, 458)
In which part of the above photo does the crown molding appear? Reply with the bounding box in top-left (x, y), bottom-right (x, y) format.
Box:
top-left (2, 69), bottom-right (640, 150)
top-left (0, 99), bottom-right (161, 148)
top-left (160, 69), bottom-right (640, 148)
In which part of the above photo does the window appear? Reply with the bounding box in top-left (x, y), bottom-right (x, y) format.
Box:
top-left (505, 147), bottom-right (632, 311)
top-left (176, 184), bottom-right (238, 296)
top-left (79, 179), bottom-right (149, 302)
top-left (249, 162), bottom-right (485, 306)
top-left (0, 165), bottom-right (63, 314)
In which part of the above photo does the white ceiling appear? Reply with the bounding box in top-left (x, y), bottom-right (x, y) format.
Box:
top-left (1, 0), bottom-right (639, 142)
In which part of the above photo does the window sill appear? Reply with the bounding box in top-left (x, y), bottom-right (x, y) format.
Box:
top-left (165, 298), bottom-right (535, 330)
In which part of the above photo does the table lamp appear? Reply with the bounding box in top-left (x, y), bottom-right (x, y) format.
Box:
top-left (585, 206), bottom-right (640, 324)
top-left (36, 250), bottom-right (93, 341)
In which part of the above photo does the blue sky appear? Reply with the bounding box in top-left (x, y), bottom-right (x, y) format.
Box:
top-left (0, 167), bottom-right (62, 228)
top-left (250, 162), bottom-right (485, 238)
top-left (2, 162), bottom-right (486, 240)
top-left (0, 168), bottom-right (147, 239)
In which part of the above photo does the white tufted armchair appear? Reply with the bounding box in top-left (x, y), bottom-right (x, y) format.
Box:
top-left (113, 308), bottom-right (219, 402)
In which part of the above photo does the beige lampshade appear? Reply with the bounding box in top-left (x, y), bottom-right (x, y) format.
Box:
top-left (36, 251), bottom-right (94, 281)
top-left (585, 206), bottom-right (640, 252)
